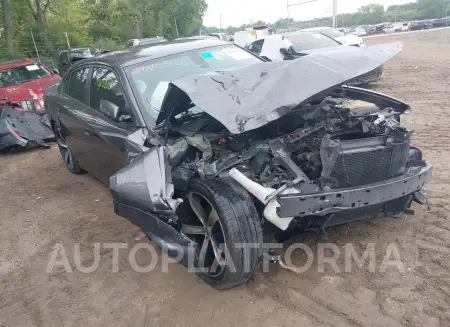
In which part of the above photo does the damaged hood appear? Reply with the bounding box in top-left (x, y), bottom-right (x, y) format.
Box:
top-left (160, 42), bottom-right (402, 134)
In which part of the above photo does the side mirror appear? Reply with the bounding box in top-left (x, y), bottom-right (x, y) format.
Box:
top-left (279, 47), bottom-right (290, 56)
top-left (100, 100), bottom-right (120, 122)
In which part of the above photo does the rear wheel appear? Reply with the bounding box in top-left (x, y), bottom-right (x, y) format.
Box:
top-left (54, 125), bottom-right (83, 174)
top-left (180, 179), bottom-right (263, 289)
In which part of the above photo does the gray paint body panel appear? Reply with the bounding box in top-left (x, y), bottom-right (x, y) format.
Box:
top-left (165, 42), bottom-right (402, 134)
top-left (277, 165), bottom-right (432, 218)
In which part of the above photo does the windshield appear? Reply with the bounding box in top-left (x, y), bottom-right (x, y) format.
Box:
top-left (286, 33), bottom-right (340, 52)
top-left (0, 63), bottom-right (52, 88)
top-left (70, 48), bottom-right (95, 60)
top-left (126, 45), bottom-right (261, 123)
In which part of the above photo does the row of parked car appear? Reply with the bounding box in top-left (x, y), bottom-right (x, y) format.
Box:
top-left (0, 36), bottom-right (432, 290)
top-left (348, 18), bottom-right (449, 36)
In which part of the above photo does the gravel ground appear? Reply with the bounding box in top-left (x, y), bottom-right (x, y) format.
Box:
top-left (1, 29), bottom-right (449, 327)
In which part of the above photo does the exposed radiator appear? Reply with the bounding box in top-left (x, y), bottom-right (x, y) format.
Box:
top-left (329, 136), bottom-right (410, 188)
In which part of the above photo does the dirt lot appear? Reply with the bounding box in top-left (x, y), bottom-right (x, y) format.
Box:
top-left (1, 29), bottom-right (450, 327)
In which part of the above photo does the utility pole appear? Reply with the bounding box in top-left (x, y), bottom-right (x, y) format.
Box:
top-left (287, 0), bottom-right (290, 30)
top-left (287, 0), bottom-right (318, 30)
top-left (64, 32), bottom-right (70, 49)
top-left (446, 7), bottom-right (448, 27)
top-left (30, 29), bottom-right (41, 63)
top-left (220, 14), bottom-right (222, 31)
top-left (332, 0), bottom-right (338, 29)
top-left (446, 3), bottom-right (449, 27)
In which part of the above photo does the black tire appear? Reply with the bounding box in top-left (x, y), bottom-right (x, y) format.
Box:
top-left (182, 179), bottom-right (263, 290)
top-left (54, 124), bottom-right (84, 174)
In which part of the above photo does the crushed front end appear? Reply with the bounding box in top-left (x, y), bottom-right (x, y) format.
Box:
top-left (171, 85), bottom-right (433, 232)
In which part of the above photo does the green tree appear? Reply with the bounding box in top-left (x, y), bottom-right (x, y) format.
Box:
top-left (358, 3), bottom-right (385, 24)
top-left (2, 0), bottom-right (13, 55)
top-left (48, 0), bottom-right (93, 48)
top-left (417, 0), bottom-right (447, 18)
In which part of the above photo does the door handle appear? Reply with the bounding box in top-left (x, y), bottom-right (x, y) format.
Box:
top-left (84, 128), bottom-right (94, 136)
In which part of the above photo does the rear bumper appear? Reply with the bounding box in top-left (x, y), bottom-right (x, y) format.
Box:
top-left (0, 107), bottom-right (54, 151)
top-left (0, 119), bottom-right (28, 151)
top-left (277, 165), bottom-right (432, 218)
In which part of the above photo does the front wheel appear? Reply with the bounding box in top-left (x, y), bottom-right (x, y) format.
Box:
top-left (54, 124), bottom-right (83, 174)
top-left (180, 179), bottom-right (263, 289)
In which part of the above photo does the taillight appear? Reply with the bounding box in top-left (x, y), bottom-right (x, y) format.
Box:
top-left (5, 120), bottom-right (24, 141)
top-left (18, 98), bottom-right (45, 114)
top-left (19, 100), bottom-right (33, 111)
top-left (34, 99), bottom-right (45, 114)
top-left (9, 127), bottom-right (23, 140)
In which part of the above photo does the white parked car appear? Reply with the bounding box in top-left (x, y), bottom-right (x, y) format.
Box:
top-left (384, 23), bottom-right (403, 33)
top-left (401, 22), bottom-right (410, 31)
top-left (233, 30), bottom-right (264, 47)
top-left (384, 22), bottom-right (410, 33)
top-left (303, 27), bottom-right (366, 47)
top-left (207, 33), bottom-right (228, 41)
top-left (245, 32), bottom-right (384, 86)
top-left (355, 26), bottom-right (369, 37)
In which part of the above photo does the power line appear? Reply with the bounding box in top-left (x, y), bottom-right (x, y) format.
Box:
top-left (287, 0), bottom-right (318, 29)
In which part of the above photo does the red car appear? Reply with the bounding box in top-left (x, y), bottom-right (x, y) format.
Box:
top-left (0, 59), bottom-right (59, 152)
top-left (0, 59), bottom-right (60, 112)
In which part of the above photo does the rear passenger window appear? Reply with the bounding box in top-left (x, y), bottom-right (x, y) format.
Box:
top-left (67, 67), bottom-right (89, 103)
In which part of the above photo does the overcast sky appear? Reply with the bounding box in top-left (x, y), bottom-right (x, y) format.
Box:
top-left (203, 0), bottom-right (415, 27)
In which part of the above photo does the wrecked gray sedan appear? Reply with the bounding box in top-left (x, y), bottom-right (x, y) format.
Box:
top-left (44, 39), bottom-right (432, 289)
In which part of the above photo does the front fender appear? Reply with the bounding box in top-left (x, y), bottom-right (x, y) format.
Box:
top-left (109, 146), bottom-right (181, 215)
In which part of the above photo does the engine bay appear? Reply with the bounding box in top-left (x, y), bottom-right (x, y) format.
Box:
top-left (156, 89), bottom-right (409, 196)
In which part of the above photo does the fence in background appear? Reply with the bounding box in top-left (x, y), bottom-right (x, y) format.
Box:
top-left (0, 29), bottom-right (70, 69)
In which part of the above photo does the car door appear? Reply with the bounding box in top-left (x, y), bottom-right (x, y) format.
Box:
top-left (77, 65), bottom-right (132, 184)
top-left (56, 66), bottom-right (92, 164)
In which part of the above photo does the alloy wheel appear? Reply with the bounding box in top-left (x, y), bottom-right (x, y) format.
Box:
top-left (182, 192), bottom-right (228, 277)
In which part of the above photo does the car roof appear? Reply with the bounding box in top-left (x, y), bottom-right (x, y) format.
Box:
top-left (70, 47), bottom-right (92, 51)
top-left (60, 47), bottom-right (91, 53)
top-left (85, 38), bottom-right (229, 68)
top-left (247, 30), bottom-right (328, 43)
top-left (284, 30), bottom-right (329, 38)
top-left (302, 27), bottom-right (333, 31)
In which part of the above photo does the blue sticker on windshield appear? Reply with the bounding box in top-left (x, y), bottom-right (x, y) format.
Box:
top-left (201, 51), bottom-right (214, 59)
